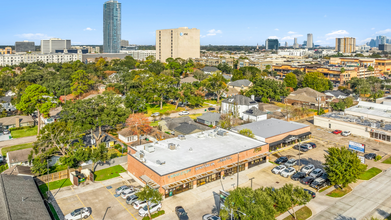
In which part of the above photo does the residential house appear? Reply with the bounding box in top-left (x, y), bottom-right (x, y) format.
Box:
top-left (284, 88), bottom-right (327, 108)
top-left (196, 112), bottom-right (221, 126)
top-left (118, 128), bottom-right (138, 143)
top-left (41, 106), bottom-right (62, 128)
top-left (324, 90), bottom-right (349, 101)
top-left (226, 79), bottom-right (253, 97)
top-left (242, 107), bottom-right (267, 122)
top-left (0, 116), bottom-right (34, 129)
top-left (6, 148), bottom-right (33, 168)
top-left (258, 103), bottom-right (281, 113)
top-left (221, 95), bottom-right (261, 120)
top-left (201, 66), bottom-right (219, 74)
top-left (0, 96), bottom-right (16, 112)
top-left (1, 165), bottom-right (35, 177)
top-left (180, 76), bottom-right (198, 84)
top-left (158, 116), bottom-right (210, 135)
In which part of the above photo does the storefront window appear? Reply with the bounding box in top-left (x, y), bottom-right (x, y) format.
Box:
top-left (224, 165), bottom-right (245, 176)
top-left (165, 182), bottom-right (193, 197)
top-left (196, 172), bottom-right (221, 187)
top-left (248, 157), bottom-right (266, 169)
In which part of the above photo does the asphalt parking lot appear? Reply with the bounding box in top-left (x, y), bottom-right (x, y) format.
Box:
top-left (57, 179), bottom-right (144, 220)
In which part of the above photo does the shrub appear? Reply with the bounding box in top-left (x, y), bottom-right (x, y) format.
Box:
top-left (0, 164), bottom-right (9, 173)
top-left (208, 125), bottom-right (213, 128)
top-left (141, 210), bottom-right (165, 220)
top-left (165, 131), bottom-right (170, 135)
top-left (9, 125), bottom-right (35, 131)
top-left (375, 155), bottom-right (382, 161)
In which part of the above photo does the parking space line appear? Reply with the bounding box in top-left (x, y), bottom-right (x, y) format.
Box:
top-left (75, 195), bottom-right (95, 220)
top-left (99, 182), bottom-right (137, 220)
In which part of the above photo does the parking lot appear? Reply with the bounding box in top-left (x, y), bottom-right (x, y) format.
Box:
top-left (56, 177), bottom-right (144, 220)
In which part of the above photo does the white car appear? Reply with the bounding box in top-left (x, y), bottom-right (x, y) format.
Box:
top-left (133, 200), bottom-right (148, 210)
top-left (116, 185), bottom-right (132, 195)
top-left (65, 207), bottom-right (91, 220)
top-left (179, 111), bottom-right (190, 116)
top-left (203, 214), bottom-right (221, 220)
top-left (309, 168), bottom-right (324, 178)
top-left (151, 112), bottom-right (160, 117)
top-left (271, 165), bottom-right (286, 174)
top-left (121, 188), bottom-right (137, 199)
top-left (301, 164), bottom-right (315, 174)
top-left (138, 203), bottom-right (162, 217)
top-left (303, 143), bottom-right (313, 150)
top-left (280, 167), bottom-right (296, 178)
top-left (342, 131), bottom-right (351, 136)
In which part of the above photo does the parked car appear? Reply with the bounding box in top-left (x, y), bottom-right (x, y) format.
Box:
top-left (293, 145), bottom-right (309, 152)
top-left (0, 155), bottom-right (3, 163)
top-left (275, 157), bottom-right (288, 164)
top-left (178, 103), bottom-right (186, 107)
top-left (65, 207), bottom-right (91, 220)
top-left (208, 107), bottom-right (216, 111)
top-left (309, 168), bottom-right (324, 178)
top-left (121, 188), bottom-right (137, 199)
top-left (3, 130), bottom-right (9, 135)
top-left (126, 194), bottom-right (139, 205)
top-left (304, 189), bottom-right (316, 199)
top-left (319, 173), bottom-right (328, 181)
top-left (301, 164), bottom-right (315, 175)
top-left (175, 206), bottom-right (189, 220)
top-left (272, 165), bottom-right (286, 174)
top-left (139, 203), bottom-right (162, 217)
top-left (291, 172), bottom-right (307, 181)
top-left (284, 158), bottom-right (297, 167)
top-left (133, 200), bottom-right (148, 210)
top-left (116, 185), bottom-right (131, 195)
top-left (307, 142), bottom-right (317, 148)
top-left (203, 214), bottom-right (221, 220)
top-left (364, 153), bottom-right (376, 160)
top-left (310, 177), bottom-right (330, 189)
top-left (332, 130), bottom-right (342, 134)
top-left (300, 176), bottom-right (315, 185)
top-left (179, 111), bottom-right (190, 116)
top-left (151, 112), bottom-right (160, 117)
top-left (280, 167), bottom-right (296, 178)
top-left (341, 131), bottom-right (351, 136)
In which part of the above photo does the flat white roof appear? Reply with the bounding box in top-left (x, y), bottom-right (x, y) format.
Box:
top-left (131, 129), bottom-right (266, 176)
top-left (345, 101), bottom-right (391, 118)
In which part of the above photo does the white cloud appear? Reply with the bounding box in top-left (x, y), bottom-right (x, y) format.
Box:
top-left (268, 36), bottom-right (279, 39)
top-left (371, 28), bottom-right (375, 30)
top-left (274, 28), bottom-right (279, 31)
top-left (84, 27), bottom-right (95, 31)
top-left (325, 30), bottom-right (349, 40)
top-left (376, 29), bottom-right (391, 34)
top-left (360, 38), bottom-right (372, 43)
top-left (15, 33), bottom-right (52, 40)
top-left (281, 34), bottom-right (303, 40)
top-left (287, 31), bottom-right (296, 34)
top-left (201, 29), bottom-right (223, 38)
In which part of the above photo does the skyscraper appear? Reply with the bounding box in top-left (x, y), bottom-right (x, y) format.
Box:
top-left (307, 33), bottom-right (313, 48)
top-left (103, 0), bottom-right (121, 53)
top-left (285, 42), bottom-right (288, 47)
top-left (335, 37), bottom-right (356, 53)
top-left (41, 38), bottom-right (71, 54)
top-left (376, 36), bottom-right (387, 46)
top-left (293, 38), bottom-right (298, 48)
top-left (265, 39), bottom-right (279, 50)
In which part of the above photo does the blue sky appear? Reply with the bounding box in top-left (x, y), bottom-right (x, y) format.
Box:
top-left (2, 0), bottom-right (391, 46)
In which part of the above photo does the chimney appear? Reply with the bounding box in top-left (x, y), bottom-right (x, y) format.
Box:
top-left (251, 95), bottom-right (255, 101)
top-left (15, 117), bottom-right (20, 128)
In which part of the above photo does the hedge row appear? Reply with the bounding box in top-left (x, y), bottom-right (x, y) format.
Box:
top-left (142, 210), bottom-right (165, 220)
top-left (8, 125), bottom-right (35, 131)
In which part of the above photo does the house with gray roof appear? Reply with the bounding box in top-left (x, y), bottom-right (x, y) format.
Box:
top-left (201, 66), bottom-right (219, 74)
top-left (226, 79), bottom-right (253, 97)
top-left (242, 107), bottom-right (267, 122)
top-left (0, 175), bottom-right (52, 220)
top-left (196, 112), bottom-right (221, 126)
top-left (221, 95), bottom-right (266, 121)
top-left (0, 96), bottom-right (16, 112)
top-left (158, 116), bottom-right (210, 135)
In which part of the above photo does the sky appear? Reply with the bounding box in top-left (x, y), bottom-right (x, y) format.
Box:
top-left (2, 0), bottom-right (391, 46)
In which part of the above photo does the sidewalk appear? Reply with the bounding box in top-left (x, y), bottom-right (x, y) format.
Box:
top-left (0, 135), bottom-right (37, 147)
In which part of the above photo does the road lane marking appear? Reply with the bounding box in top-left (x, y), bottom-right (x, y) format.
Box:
top-left (75, 195), bottom-right (95, 220)
top-left (100, 182), bottom-right (137, 220)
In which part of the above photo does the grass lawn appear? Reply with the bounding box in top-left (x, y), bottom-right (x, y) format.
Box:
top-left (269, 161), bottom-right (278, 165)
top-left (1, 142), bottom-right (34, 156)
top-left (11, 126), bottom-right (38, 139)
top-left (49, 203), bottom-right (60, 220)
top-left (327, 186), bottom-right (352, 197)
top-left (283, 206), bottom-right (312, 220)
top-left (359, 167), bottom-right (382, 180)
top-left (94, 165), bottom-right (126, 181)
top-left (108, 148), bottom-right (125, 159)
top-left (382, 156), bottom-right (391, 164)
top-left (319, 185), bottom-right (332, 193)
top-left (150, 120), bottom-right (160, 127)
top-left (39, 178), bottom-right (72, 199)
top-left (146, 103), bottom-right (185, 116)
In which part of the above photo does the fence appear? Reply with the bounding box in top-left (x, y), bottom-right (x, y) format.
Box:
top-left (36, 168), bottom-right (79, 183)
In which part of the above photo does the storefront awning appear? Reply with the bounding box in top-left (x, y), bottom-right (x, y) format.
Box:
top-left (162, 176), bottom-right (197, 190)
top-left (269, 132), bottom-right (312, 146)
top-left (140, 175), bottom-right (160, 189)
top-left (297, 131), bottom-right (311, 138)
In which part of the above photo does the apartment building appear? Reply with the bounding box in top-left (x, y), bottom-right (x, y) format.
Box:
top-left (330, 57), bottom-right (390, 73)
top-left (0, 47), bottom-right (12, 54)
top-left (0, 51), bottom-right (82, 66)
top-left (335, 37), bottom-right (356, 53)
top-left (120, 50), bottom-right (156, 60)
top-left (41, 38), bottom-right (71, 54)
top-left (194, 58), bottom-right (235, 68)
top-left (156, 27), bottom-right (200, 62)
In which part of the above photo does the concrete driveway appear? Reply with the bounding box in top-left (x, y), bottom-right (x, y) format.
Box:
top-left (0, 135), bottom-right (37, 148)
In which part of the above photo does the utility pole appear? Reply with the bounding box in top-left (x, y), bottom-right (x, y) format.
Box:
top-left (237, 153), bottom-right (239, 188)
top-left (47, 159), bottom-right (50, 201)
top-left (249, 177), bottom-right (255, 189)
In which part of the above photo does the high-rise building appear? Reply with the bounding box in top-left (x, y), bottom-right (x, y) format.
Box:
top-left (156, 27), bottom-right (200, 62)
top-left (379, 44), bottom-right (391, 52)
top-left (307, 33), bottom-right (313, 48)
top-left (377, 36), bottom-right (387, 46)
top-left (120, 40), bottom-right (129, 48)
top-left (335, 37), bottom-right (356, 53)
top-left (368, 39), bottom-right (377, 48)
top-left (15, 41), bottom-right (35, 52)
top-left (41, 38), bottom-right (71, 54)
top-left (265, 39), bottom-right (279, 50)
top-left (285, 42), bottom-right (288, 47)
top-left (103, 0), bottom-right (121, 53)
top-left (293, 38), bottom-right (298, 48)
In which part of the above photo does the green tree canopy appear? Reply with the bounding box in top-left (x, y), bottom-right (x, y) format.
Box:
top-left (245, 78), bottom-right (290, 103)
top-left (135, 186), bottom-right (163, 219)
top-left (284, 72), bottom-right (298, 88)
top-left (239, 129), bottom-right (255, 138)
top-left (202, 72), bottom-right (228, 102)
top-left (302, 72), bottom-right (332, 92)
top-left (71, 70), bottom-right (94, 97)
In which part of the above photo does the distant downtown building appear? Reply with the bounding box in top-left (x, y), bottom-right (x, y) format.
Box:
top-left (293, 38), bottom-right (298, 48)
top-left (120, 40), bottom-right (129, 48)
top-left (0, 51), bottom-right (82, 66)
top-left (15, 41), bottom-right (35, 52)
top-left (156, 27), bottom-right (200, 62)
top-left (41, 38), bottom-right (71, 54)
top-left (119, 50), bottom-right (156, 60)
top-left (335, 37), bottom-right (356, 53)
top-left (265, 39), bottom-right (279, 50)
top-left (307, 33), bottom-right (313, 48)
top-left (103, 0), bottom-right (121, 53)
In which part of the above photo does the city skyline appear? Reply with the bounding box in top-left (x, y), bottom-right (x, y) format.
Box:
top-left (1, 0), bottom-right (391, 46)
top-left (103, 0), bottom-right (121, 53)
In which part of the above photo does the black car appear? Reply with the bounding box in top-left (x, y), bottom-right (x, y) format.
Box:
top-left (364, 153), bottom-right (376, 160)
top-left (208, 107), bottom-right (216, 111)
top-left (291, 172), bottom-right (307, 181)
top-left (304, 189), bottom-right (316, 199)
top-left (300, 176), bottom-right (315, 185)
top-left (175, 206), bottom-right (189, 220)
top-left (310, 178), bottom-right (330, 189)
top-left (275, 157), bottom-right (288, 164)
top-left (293, 145), bottom-right (309, 152)
top-left (308, 142), bottom-right (317, 148)
top-left (319, 173), bottom-right (328, 180)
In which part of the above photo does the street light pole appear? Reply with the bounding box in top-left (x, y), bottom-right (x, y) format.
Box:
top-left (249, 177), bottom-right (255, 189)
top-left (298, 140), bottom-right (301, 168)
top-left (47, 159), bottom-right (50, 201)
top-left (236, 153), bottom-right (239, 188)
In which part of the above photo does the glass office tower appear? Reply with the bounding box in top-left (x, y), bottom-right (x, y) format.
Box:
top-left (103, 0), bottom-right (121, 53)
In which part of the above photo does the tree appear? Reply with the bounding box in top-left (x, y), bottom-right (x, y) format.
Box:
top-left (344, 97), bottom-right (353, 108)
top-left (135, 185), bottom-right (163, 219)
top-left (323, 147), bottom-right (367, 187)
top-left (331, 100), bottom-right (345, 111)
top-left (147, 60), bottom-right (165, 75)
top-left (368, 66), bottom-right (375, 72)
top-left (302, 72), bottom-right (331, 92)
top-left (348, 77), bottom-right (370, 96)
top-left (280, 184), bottom-right (312, 220)
top-left (340, 67), bottom-right (345, 73)
top-left (202, 72), bottom-right (228, 102)
top-left (144, 74), bottom-right (177, 109)
top-left (284, 73), bottom-right (298, 88)
top-left (193, 69), bottom-right (208, 81)
top-left (239, 129), bottom-right (255, 138)
top-left (232, 69), bottom-right (244, 81)
top-left (245, 78), bottom-right (290, 102)
top-left (217, 63), bottom-right (233, 74)
top-left (71, 70), bottom-right (94, 98)
top-left (126, 113), bottom-right (152, 145)
top-left (30, 155), bottom-right (48, 175)
top-left (16, 84), bottom-right (56, 136)
top-left (124, 92), bottom-right (147, 114)
top-left (91, 143), bottom-right (109, 171)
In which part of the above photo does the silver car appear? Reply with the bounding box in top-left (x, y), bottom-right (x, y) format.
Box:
top-left (280, 167), bottom-right (296, 178)
top-left (301, 164), bottom-right (315, 174)
top-left (121, 188), bottom-right (137, 199)
top-left (65, 207), bottom-right (90, 220)
top-left (116, 185), bottom-right (131, 195)
top-left (272, 165), bottom-right (286, 174)
top-left (284, 158), bottom-right (297, 167)
top-left (309, 168), bottom-right (324, 178)
top-left (203, 214), bottom-right (221, 220)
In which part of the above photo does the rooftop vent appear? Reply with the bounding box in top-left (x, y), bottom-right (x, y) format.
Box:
top-left (156, 160), bottom-right (166, 165)
top-left (168, 143), bottom-right (177, 150)
top-left (144, 144), bottom-right (155, 153)
top-left (189, 147), bottom-right (193, 152)
top-left (217, 130), bottom-right (228, 136)
top-left (198, 133), bottom-right (206, 138)
top-left (141, 158), bottom-right (147, 164)
top-left (178, 135), bottom-right (186, 140)
top-left (228, 98), bottom-right (234, 102)
top-left (135, 151), bottom-right (145, 159)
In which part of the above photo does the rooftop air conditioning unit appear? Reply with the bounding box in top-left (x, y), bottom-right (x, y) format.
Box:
top-left (144, 144), bottom-right (155, 153)
top-left (178, 135), bottom-right (186, 140)
top-left (217, 130), bottom-right (228, 136)
top-left (198, 133), bottom-right (206, 138)
top-left (168, 143), bottom-right (176, 150)
top-left (156, 160), bottom-right (166, 165)
top-left (141, 158), bottom-right (147, 164)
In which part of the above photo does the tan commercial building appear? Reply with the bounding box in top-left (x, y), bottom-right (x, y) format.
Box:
top-left (156, 27), bottom-right (200, 62)
top-left (335, 37), bottom-right (356, 53)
